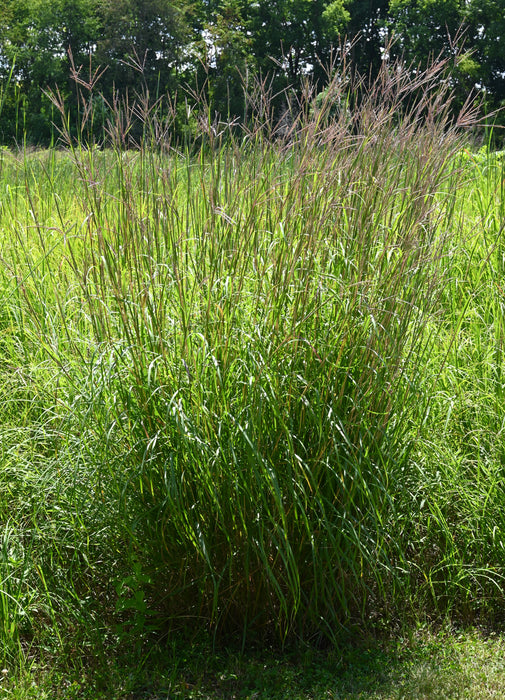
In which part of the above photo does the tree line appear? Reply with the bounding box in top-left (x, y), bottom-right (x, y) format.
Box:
top-left (0, 0), bottom-right (503, 146)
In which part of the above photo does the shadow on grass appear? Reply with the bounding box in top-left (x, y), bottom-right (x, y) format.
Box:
top-left (4, 616), bottom-right (505, 698)
top-left (55, 627), bottom-right (488, 700)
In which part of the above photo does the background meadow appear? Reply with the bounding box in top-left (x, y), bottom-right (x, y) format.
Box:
top-left (0, 54), bottom-right (505, 694)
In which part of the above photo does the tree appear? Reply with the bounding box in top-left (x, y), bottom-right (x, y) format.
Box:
top-left (198, 0), bottom-right (253, 119)
top-left (388, 0), bottom-right (463, 63)
top-left (345, 0), bottom-right (389, 78)
top-left (0, 0), bottom-right (102, 143)
top-left (245, 0), bottom-right (350, 86)
top-left (464, 0), bottom-right (505, 113)
top-left (94, 0), bottom-right (194, 97)
top-left (387, 0), bottom-right (505, 130)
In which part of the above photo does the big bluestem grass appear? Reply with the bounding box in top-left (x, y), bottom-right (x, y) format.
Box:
top-left (0, 50), bottom-right (503, 664)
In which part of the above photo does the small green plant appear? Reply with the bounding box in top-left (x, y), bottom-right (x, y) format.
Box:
top-left (115, 558), bottom-right (157, 647)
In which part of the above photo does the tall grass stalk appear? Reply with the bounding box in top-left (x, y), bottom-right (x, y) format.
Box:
top-left (0, 50), bottom-right (503, 663)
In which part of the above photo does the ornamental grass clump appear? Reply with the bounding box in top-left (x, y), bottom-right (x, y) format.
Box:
top-left (1, 49), bottom-right (500, 657)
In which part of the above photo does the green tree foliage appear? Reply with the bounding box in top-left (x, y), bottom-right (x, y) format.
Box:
top-left (0, 0), bottom-right (504, 145)
top-left (464, 0), bottom-right (505, 111)
top-left (345, 0), bottom-right (389, 77)
top-left (389, 0), bottom-right (505, 129)
top-left (199, 0), bottom-right (252, 119)
top-left (0, 0), bottom-right (101, 142)
top-left (94, 0), bottom-right (194, 97)
top-left (245, 0), bottom-right (350, 86)
top-left (388, 0), bottom-right (463, 61)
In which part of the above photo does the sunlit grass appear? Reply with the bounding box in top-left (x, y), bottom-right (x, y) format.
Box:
top-left (0, 53), bottom-right (504, 693)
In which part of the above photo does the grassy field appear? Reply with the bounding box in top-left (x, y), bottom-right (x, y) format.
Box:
top-left (1, 59), bottom-right (505, 697)
top-left (3, 626), bottom-right (505, 698)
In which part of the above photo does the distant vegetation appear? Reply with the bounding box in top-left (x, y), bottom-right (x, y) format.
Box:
top-left (0, 0), bottom-right (504, 146)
